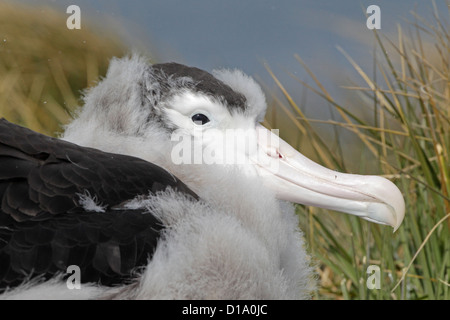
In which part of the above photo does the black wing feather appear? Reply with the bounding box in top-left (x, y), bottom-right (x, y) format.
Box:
top-left (0, 119), bottom-right (198, 291)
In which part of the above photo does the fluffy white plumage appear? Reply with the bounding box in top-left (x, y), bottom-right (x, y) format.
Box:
top-left (2, 55), bottom-right (316, 299)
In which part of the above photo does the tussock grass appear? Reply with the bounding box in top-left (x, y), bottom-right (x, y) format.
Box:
top-left (266, 3), bottom-right (449, 299)
top-left (0, 1), bottom-right (126, 136)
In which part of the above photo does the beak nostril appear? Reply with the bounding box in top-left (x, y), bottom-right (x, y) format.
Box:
top-left (266, 147), bottom-right (282, 159)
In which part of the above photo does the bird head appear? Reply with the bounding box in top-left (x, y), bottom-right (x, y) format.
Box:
top-left (63, 55), bottom-right (405, 231)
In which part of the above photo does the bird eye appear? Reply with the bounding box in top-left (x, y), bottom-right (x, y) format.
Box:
top-left (191, 113), bottom-right (210, 125)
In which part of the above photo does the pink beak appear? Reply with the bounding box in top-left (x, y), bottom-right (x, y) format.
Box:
top-left (253, 125), bottom-right (405, 231)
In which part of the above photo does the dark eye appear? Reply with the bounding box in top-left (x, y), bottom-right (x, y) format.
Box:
top-left (191, 113), bottom-right (210, 125)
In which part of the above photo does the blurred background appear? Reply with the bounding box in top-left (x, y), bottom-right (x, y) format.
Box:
top-left (0, 0), bottom-right (448, 299)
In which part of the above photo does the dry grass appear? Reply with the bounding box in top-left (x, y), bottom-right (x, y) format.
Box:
top-left (265, 2), bottom-right (449, 299)
top-left (0, 1), bottom-right (126, 136)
